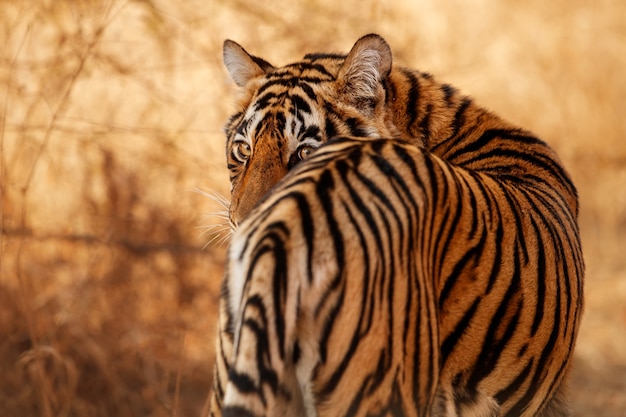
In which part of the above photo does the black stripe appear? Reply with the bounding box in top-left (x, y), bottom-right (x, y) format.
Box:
top-left (529, 216), bottom-right (546, 337)
top-left (438, 230), bottom-right (487, 310)
top-left (304, 52), bottom-right (346, 61)
top-left (430, 97), bottom-right (472, 155)
top-left (346, 117), bottom-right (370, 137)
top-left (401, 69), bottom-right (420, 135)
top-left (494, 359), bottom-right (535, 407)
top-left (440, 297), bottom-right (481, 363)
top-left (418, 103), bottom-right (432, 139)
top-left (223, 405), bottom-right (262, 417)
top-left (449, 97), bottom-right (472, 141)
top-left (441, 83), bottom-right (458, 105)
top-left (343, 201), bottom-right (374, 332)
top-left (298, 81), bottom-right (318, 101)
top-left (466, 244), bottom-right (523, 389)
top-left (289, 93), bottom-right (312, 114)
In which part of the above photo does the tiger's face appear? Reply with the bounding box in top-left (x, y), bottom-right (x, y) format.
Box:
top-left (223, 35), bottom-right (399, 226)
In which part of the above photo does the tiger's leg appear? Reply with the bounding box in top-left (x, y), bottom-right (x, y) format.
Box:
top-left (535, 384), bottom-right (570, 417)
top-left (209, 283), bottom-right (236, 417)
top-left (431, 382), bottom-right (501, 417)
top-left (209, 363), bottom-right (224, 417)
top-left (216, 218), bottom-right (311, 417)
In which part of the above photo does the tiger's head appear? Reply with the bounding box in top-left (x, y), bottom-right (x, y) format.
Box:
top-left (222, 34), bottom-right (402, 226)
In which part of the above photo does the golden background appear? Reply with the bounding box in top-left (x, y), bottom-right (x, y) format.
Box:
top-left (1, 0), bottom-right (624, 415)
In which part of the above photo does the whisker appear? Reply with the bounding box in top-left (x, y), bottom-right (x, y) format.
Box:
top-left (196, 221), bottom-right (232, 249)
top-left (196, 223), bottom-right (228, 237)
top-left (192, 188), bottom-right (231, 210)
top-left (202, 232), bottom-right (227, 250)
top-left (218, 232), bottom-right (232, 247)
top-left (196, 214), bottom-right (230, 225)
top-left (191, 188), bottom-right (234, 249)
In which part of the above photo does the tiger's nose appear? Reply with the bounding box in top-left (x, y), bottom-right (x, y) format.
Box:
top-left (230, 159), bottom-right (287, 226)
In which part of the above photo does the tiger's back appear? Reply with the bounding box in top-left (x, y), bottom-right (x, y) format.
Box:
top-left (217, 137), bottom-right (442, 416)
top-left (211, 34), bottom-right (584, 417)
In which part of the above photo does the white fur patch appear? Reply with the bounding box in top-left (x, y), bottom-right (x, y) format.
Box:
top-left (223, 43), bottom-right (262, 87)
top-left (227, 229), bottom-right (249, 345)
top-left (344, 48), bottom-right (382, 100)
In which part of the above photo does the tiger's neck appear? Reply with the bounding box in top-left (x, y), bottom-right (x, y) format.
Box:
top-left (384, 66), bottom-right (579, 216)
top-left (385, 67), bottom-right (505, 154)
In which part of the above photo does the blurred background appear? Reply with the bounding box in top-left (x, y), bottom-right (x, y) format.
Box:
top-left (1, 0), bottom-right (624, 416)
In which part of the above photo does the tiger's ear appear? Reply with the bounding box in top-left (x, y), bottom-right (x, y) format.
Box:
top-left (223, 40), bottom-right (275, 87)
top-left (337, 34), bottom-right (392, 107)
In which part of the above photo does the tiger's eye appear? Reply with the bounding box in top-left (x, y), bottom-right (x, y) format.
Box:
top-left (298, 145), bottom-right (316, 161)
top-left (233, 141), bottom-right (251, 161)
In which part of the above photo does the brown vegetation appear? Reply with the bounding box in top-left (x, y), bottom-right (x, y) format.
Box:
top-left (1, 1), bottom-right (624, 416)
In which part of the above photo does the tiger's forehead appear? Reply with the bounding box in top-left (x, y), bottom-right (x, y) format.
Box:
top-left (240, 96), bottom-right (322, 140)
top-left (236, 63), bottom-right (334, 132)
top-left (252, 63), bottom-right (336, 106)
top-left (226, 58), bottom-right (346, 143)
top-left (268, 58), bottom-right (342, 81)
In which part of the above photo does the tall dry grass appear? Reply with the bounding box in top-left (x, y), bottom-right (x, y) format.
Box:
top-left (1, 0), bottom-right (625, 416)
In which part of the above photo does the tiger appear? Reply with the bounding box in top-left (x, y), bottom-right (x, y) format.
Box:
top-left (209, 34), bottom-right (584, 417)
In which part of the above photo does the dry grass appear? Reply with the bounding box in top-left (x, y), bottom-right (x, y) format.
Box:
top-left (1, 0), bottom-right (624, 416)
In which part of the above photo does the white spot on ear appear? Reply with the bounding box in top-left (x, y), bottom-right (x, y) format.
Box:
top-left (223, 39), bottom-right (273, 87)
top-left (341, 48), bottom-right (384, 100)
top-left (337, 34), bottom-right (393, 107)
